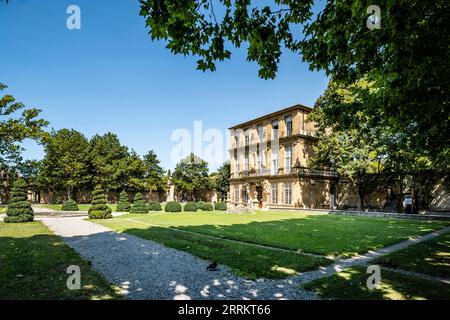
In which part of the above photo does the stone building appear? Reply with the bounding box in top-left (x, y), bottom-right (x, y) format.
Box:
top-left (228, 104), bottom-right (450, 212)
top-left (229, 104), bottom-right (341, 210)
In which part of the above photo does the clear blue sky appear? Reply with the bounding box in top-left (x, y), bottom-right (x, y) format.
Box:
top-left (0, 0), bottom-right (328, 172)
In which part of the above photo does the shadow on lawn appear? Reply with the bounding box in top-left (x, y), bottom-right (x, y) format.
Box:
top-left (0, 233), bottom-right (121, 300)
top-left (304, 266), bottom-right (450, 300)
top-left (165, 214), bottom-right (446, 257)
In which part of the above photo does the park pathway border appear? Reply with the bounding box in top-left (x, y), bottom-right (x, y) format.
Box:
top-left (292, 226), bottom-right (450, 285)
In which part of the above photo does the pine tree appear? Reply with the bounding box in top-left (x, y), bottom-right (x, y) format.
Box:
top-left (88, 185), bottom-right (112, 219)
top-left (4, 178), bottom-right (34, 223)
top-left (116, 190), bottom-right (131, 212)
top-left (130, 192), bottom-right (148, 213)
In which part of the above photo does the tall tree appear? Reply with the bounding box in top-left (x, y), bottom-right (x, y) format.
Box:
top-left (89, 132), bottom-right (130, 191)
top-left (17, 159), bottom-right (42, 202)
top-left (0, 83), bottom-right (48, 168)
top-left (172, 153), bottom-right (212, 201)
top-left (214, 161), bottom-right (230, 202)
top-left (40, 129), bottom-right (91, 200)
top-left (309, 79), bottom-right (386, 211)
top-left (124, 150), bottom-right (147, 191)
top-left (139, 1), bottom-right (450, 167)
top-left (142, 150), bottom-right (166, 193)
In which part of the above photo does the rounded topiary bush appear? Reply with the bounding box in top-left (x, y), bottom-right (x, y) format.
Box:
top-left (88, 185), bottom-right (112, 219)
top-left (4, 178), bottom-right (34, 223)
top-left (214, 201), bottom-right (227, 211)
top-left (130, 193), bottom-right (148, 213)
top-left (61, 199), bottom-right (79, 211)
top-left (184, 202), bottom-right (198, 212)
top-left (197, 201), bottom-right (214, 211)
top-left (165, 201), bottom-right (182, 212)
top-left (116, 190), bottom-right (131, 212)
top-left (147, 201), bottom-right (162, 211)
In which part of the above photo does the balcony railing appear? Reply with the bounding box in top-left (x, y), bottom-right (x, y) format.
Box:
top-left (296, 167), bottom-right (339, 178)
top-left (233, 167), bottom-right (339, 179)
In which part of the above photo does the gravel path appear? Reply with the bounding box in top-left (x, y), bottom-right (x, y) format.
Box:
top-left (39, 217), bottom-right (450, 300)
top-left (40, 216), bottom-right (318, 300)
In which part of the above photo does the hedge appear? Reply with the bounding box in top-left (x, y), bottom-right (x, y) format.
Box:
top-left (214, 201), bottom-right (227, 211)
top-left (4, 179), bottom-right (34, 223)
top-left (61, 199), bottom-right (79, 211)
top-left (130, 193), bottom-right (149, 214)
top-left (165, 201), bottom-right (182, 212)
top-left (197, 201), bottom-right (214, 211)
top-left (88, 185), bottom-right (112, 219)
top-left (116, 190), bottom-right (131, 212)
top-left (184, 202), bottom-right (198, 212)
top-left (147, 201), bottom-right (162, 211)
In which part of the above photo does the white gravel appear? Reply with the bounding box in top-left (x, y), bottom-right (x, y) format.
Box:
top-left (40, 216), bottom-right (318, 300)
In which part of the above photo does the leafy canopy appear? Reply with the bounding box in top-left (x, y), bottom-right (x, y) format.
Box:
top-left (40, 129), bottom-right (91, 198)
top-left (309, 79), bottom-right (387, 210)
top-left (213, 161), bottom-right (230, 202)
top-left (172, 153), bottom-right (212, 201)
top-left (139, 0), bottom-right (450, 167)
top-left (0, 83), bottom-right (48, 167)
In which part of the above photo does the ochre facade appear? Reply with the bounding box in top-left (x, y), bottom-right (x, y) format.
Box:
top-left (228, 105), bottom-right (340, 210)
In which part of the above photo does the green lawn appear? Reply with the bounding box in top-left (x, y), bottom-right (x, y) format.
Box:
top-left (303, 266), bottom-right (450, 300)
top-left (0, 221), bottom-right (121, 300)
top-left (41, 203), bottom-right (117, 212)
top-left (97, 211), bottom-right (448, 257)
top-left (93, 210), bottom-right (448, 279)
top-left (0, 205), bottom-right (6, 213)
top-left (374, 232), bottom-right (450, 278)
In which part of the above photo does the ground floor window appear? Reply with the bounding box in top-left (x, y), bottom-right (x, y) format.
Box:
top-left (242, 188), bottom-right (249, 203)
top-left (271, 184), bottom-right (278, 204)
top-left (284, 183), bottom-right (292, 205)
top-left (234, 187), bottom-right (240, 203)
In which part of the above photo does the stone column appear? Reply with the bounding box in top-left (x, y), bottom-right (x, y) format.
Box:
top-left (167, 185), bottom-right (175, 202)
top-left (226, 192), bottom-right (232, 212)
top-left (252, 190), bottom-right (259, 209)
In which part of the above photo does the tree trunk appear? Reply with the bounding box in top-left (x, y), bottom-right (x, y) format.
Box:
top-left (357, 192), bottom-right (364, 211)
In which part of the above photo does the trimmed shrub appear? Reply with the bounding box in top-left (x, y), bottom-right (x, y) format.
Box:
top-left (130, 193), bottom-right (148, 213)
top-left (184, 202), bottom-right (198, 212)
top-left (116, 190), bottom-right (131, 212)
top-left (61, 199), bottom-right (79, 211)
top-left (147, 201), bottom-right (162, 211)
top-left (165, 201), bottom-right (182, 212)
top-left (88, 185), bottom-right (112, 219)
top-left (197, 201), bottom-right (214, 211)
top-left (4, 179), bottom-right (34, 223)
top-left (214, 201), bottom-right (227, 211)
